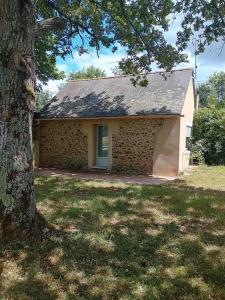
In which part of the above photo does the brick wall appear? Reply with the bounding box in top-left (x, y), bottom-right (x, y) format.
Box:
top-left (112, 119), bottom-right (163, 174)
top-left (39, 120), bottom-right (88, 169)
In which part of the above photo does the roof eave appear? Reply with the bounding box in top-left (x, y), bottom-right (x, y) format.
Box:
top-left (34, 114), bottom-right (183, 121)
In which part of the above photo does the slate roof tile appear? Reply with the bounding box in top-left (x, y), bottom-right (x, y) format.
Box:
top-left (36, 68), bottom-right (193, 119)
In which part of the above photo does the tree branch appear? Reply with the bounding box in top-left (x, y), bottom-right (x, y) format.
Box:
top-left (35, 17), bottom-right (66, 36)
top-left (44, 0), bottom-right (97, 40)
top-left (118, 0), bottom-right (151, 59)
top-left (211, 0), bottom-right (225, 28)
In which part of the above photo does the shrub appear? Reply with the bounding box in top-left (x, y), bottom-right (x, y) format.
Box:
top-left (192, 108), bottom-right (225, 165)
top-left (190, 140), bottom-right (205, 165)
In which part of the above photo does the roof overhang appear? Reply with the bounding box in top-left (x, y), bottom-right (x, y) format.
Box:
top-left (34, 114), bottom-right (183, 121)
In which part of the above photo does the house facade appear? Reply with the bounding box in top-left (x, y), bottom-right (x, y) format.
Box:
top-left (34, 68), bottom-right (195, 177)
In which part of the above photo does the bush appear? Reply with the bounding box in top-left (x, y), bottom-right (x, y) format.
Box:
top-left (192, 108), bottom-right (225, 165)
top-left (190, 140), bottom-right (205, 165)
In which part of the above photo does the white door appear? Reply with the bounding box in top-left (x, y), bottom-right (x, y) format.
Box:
top-left (96, 125), bottom-right (108, 168)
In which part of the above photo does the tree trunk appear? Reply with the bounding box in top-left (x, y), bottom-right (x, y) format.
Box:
top-left (0, 0), bottom-right (36, 235)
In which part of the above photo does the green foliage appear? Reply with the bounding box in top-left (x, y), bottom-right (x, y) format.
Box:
top-left (16, 1), bottom-right (225, 85)
top-left (192, 108), bottom-right (225, 165)
top-left (36, 0), bottom-right (225, 85)
top-left (198, 72), bottom-right (225, 108)
top-left (67, 66), bottom-right (106, 80)
top-left (175, 0), bottom-right (225, 54)
top-left (111, 66), bottom-right (125, 76)
top-left (34, 0), bottom-right (187, 85)
top-left (190, 140), bottom-right (205, 165)
top-left (35, 90), bottom-right (51, 112)
top-left (193, 73), bottom-right (225, 165)
top-left (35, 33), bottom-right (65, 85)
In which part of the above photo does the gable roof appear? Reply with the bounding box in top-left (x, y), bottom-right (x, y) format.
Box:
top-left (37, 68), bottom-right (193, 119)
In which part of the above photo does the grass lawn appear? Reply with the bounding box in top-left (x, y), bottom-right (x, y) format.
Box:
top-left (1, 166), bottom-right (225, 299)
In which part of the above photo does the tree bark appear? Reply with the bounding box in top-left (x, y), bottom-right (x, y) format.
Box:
top-left (0, 0), bottom-right (36, 235)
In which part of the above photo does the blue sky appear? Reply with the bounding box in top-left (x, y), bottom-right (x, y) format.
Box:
top-left (45, 17), bottom-right (225, 95)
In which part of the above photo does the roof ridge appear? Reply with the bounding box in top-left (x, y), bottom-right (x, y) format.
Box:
top-left (68, 67), bottom-right (194, 82)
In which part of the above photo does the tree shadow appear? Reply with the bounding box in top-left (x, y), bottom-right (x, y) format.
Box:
top-left (1, 177), bottom-right (225, 299)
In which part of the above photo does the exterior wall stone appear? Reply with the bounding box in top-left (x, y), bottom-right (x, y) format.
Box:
top-left (39, 120), bottom-right (88, 169)
top-left (112, 119), bottom-right (163, 174)
top-left (36, 118), bottom-right (164, 174)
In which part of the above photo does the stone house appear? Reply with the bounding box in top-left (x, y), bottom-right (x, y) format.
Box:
top-left (34, 68), bottom-right (195, 177)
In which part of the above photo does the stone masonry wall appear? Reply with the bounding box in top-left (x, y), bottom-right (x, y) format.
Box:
top-left (39, 120), bottom-right (88, 169)
top-left (112, 119), bottom-right (163, 174)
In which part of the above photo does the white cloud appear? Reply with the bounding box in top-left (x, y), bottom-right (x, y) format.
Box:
top-left (43, 79), bottom-right (65, 96)
top-left (57, 63), bottom-right (69, 73)
top-left (69, 51), bottom-right (125, 76)
top-left (45, 51), bottom-right (125, 95)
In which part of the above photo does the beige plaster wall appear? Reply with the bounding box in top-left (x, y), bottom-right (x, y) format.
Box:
top-left (179, 79), bottom-right (195, 173)
top-left (33, 140), bottom-right (39, 167)
top-left (153, 117), bottom-right (181, 177)
top-left (153, 78), bottom-right (195, 177)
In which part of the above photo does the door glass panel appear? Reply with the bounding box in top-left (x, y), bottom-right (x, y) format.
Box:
top-left (98, 125), bottom-right (108, 157)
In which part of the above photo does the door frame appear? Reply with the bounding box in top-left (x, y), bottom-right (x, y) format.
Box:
top-left (96, 124), bottom-right (109, 168)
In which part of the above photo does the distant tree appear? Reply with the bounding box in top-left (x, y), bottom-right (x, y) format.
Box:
top-left (68, 66), bottom-right (106, 80)
top-left (36, 91), bottom-right (51, 112)
top-left (111, 66), bottom-right (127, 76)
top-left (111, 65), bottom-right (149, 86)
top-left (191, 107), bottom-right (225, 165)
top-left (198, 72), bottom-right (225, 108)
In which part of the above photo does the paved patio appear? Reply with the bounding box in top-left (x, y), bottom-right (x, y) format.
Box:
top-left (35, 168), bottom-right (176, 185)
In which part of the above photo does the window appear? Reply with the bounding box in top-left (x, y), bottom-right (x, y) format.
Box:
top-left (186, 125), bottom-right (192, 150)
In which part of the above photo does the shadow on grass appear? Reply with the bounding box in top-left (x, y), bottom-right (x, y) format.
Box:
top-left (1, 176), bottom-right (225, 299)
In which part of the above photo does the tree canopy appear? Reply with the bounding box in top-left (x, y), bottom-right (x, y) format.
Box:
top-left (198, 72), bottom-right (225, 108)
top-left (68, 66), bottom-right (106, 80)
top-left (192, 107), bottom-right (225, 165)
top-left (35, 0), bottom-right (225, 84)
top-left (175, 0), bottom-right (225, 54)
top-left (35, 0), bottom-right (187, 83)
top-left (35, 33), bottom-right (65, 85)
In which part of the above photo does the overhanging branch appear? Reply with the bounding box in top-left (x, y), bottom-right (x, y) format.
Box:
top-left (44, 0), bottom-right (97, 40)
top-left (35, 17), bottom-right (66, 36)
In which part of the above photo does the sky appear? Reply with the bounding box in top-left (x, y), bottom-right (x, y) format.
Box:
top-left (45, 15), bottom-right (225, 95)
